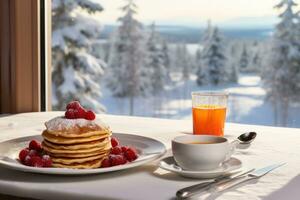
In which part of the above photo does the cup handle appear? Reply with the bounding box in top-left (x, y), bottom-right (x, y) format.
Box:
top-left (225, 140), bottom-right (239, 161)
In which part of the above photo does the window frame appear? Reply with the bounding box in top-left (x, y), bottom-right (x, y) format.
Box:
top-left (40, 0), bottom-right (52, 111)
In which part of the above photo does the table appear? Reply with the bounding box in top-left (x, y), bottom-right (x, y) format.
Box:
top-left (0, 112), bottom-right (299, 200)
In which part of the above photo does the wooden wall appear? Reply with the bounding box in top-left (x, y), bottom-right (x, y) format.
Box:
top-left (0, 0), bottom-right (41, 113)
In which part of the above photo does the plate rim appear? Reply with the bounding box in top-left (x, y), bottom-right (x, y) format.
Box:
top-left (0, 133), bottom-right (167, 175)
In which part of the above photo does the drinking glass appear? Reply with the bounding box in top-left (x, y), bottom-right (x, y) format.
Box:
top-left (192, 91), bottom-right (228, 136)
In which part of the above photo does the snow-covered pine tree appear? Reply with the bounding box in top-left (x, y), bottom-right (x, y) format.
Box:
top-left (174, 43), bottom-right (192, 98)
top-left (52, 0), bottom-right (106, 112)
top-left (250, 41), bottom-right (262, 73)
top-left (174, 44), bottom-right (182, 72)
top-left (239, 45), bottom-right (249, 71)
top-left (228, 63), bottom-right (238, 83)
top-left (227, 44), bottom-right (239, 83)
top-left (181, 44), bottom-right (191, 82)
top-left (196, 20), bottom-right (213, 86)
top-left (195, 49), bottom-right (206, 85)
top-left (174, 43), bottom-right (191, 81)
top-left (252, 52), bottom-right (261, 72)
top-left (263, 0), bottom-right (300, 126)
top-left (202, 20), bottom-right (213, 46)
top-left (107, 0), bottom-right (148, 115)
top-left (161, 40), bottom-right (172, 83)
top-left (201, 27), bottom-right (227, 85)
top-left (146, 23), bottom-right (166, 95)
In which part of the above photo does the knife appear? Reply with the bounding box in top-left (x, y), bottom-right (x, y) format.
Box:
top-left (176, 168), bottom-right (255, 199)
top-left (176, 163), bottom-right (285, 199)
top-left (212, 163), bottom-right (286, 193)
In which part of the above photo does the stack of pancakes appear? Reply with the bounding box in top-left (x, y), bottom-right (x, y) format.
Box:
top-left (41, 117), bottom-right (112, 169)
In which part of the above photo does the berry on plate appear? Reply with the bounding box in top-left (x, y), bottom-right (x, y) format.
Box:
top-left (28, 149), bottom-right (38, 157)
top-left (101, 158), bottom-right (111, 168)
top-left (23, 155), bottom-right (32, 166)
top-left (111, 137), bottom-right (119, 148)
top-left (42, 155), bottom-right (52, 167)
top-left (111, 146), bottom-right (122, 155)
top-left (29, 140), bottom-right (42, 151)
top-left (104, 138), bottom-right (139, 167)
top-left (19, 148), bottom-right (29, 162)
top-left (19, 139), bottom-right (52, 168)
top-left (124, 147), bottom-right (138, 162)
top-left (121, 146), bottom-right (129, 153)
top-left (110, 155), bottom-right (127, 166)
top-left (31, 156), bottom-right (44, 167)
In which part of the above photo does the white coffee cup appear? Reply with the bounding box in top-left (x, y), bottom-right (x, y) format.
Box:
top-left (172, 135), bottom-right (237, 171)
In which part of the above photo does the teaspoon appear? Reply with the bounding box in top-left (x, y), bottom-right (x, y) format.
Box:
top-left (237, 132), bottom-right (257, 144)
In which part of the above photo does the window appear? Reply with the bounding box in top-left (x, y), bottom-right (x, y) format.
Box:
top-left (50, 0), bottom-right (300, 128)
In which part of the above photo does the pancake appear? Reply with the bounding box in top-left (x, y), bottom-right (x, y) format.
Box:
top-left (42, 130), bottom-right (111, 144)
top-left (42, 141), bottom-right (111, 154)
top-left (46, 150), bottom-right (110, 158)
top-left (42, 138), bottom-right (109, 150)
top-left (46, 129), bottom-right (111, 138)
top-left (45, 116), bottom-right (111, 137)
top-left (52, 158), bottom-right (104, 169)
top-left (51, 154), bottom-right (106, 165)
top-left (42, 115), bottom-right (112, 169)
top-left (42, 137), bottom-right (110, 150)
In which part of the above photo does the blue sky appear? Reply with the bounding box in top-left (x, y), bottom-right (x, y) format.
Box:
top-left (95, 0), bottom-right (291, 28)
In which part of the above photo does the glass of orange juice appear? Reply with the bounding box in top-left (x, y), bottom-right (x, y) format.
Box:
top-left (192, 91), bottom-right (228, 136)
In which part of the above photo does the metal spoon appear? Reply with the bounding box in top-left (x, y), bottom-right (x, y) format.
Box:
top-left (231, 131), bottom-right (257, 150)
top-left (237, 132), bottom-right (257, 144)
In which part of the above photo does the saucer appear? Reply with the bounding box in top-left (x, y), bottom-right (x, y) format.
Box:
top-left (159, 156), bottom-right (242, 179)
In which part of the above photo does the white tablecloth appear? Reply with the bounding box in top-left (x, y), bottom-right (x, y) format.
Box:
top-left (0, 112), bottom-right (299, 200)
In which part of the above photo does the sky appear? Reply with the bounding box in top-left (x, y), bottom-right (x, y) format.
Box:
top-left (95, 0), bottom-right (286, 27)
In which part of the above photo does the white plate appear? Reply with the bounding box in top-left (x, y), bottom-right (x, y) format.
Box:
top-left (0, 133), bottom-right (166, 175)
top-left (159, 156), bottom-right (242, 179)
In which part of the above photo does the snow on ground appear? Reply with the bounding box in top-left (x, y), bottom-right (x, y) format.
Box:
top-left (101, 73), bottom-right (300, 128)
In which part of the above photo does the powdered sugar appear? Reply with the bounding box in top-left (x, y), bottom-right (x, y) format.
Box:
top-left (45, 116), bottom-right (106, 131)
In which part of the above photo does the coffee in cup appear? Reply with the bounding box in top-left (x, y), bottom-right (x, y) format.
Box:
top-left (172, 135), bottom-right (236, 171)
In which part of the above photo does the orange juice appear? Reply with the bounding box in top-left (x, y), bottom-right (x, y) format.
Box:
top-left (192, 105), bottom-right (226, 136)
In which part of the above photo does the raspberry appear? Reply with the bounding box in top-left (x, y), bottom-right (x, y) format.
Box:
top-left (66, 101), bottom-right (81, 110)
top-left (42, 155), bottom-right (52, 167)
top-left (111, 146), bottom-right (122, 155)
top-left (31, 156), bottom-right (44, 167)
top-left (111, 137), bottom-right (119, 148)
top-left (85, 110), bottom-right (96, 120)
top-left (101, 158), bottom-right (111, 168)
top-left (65, 109), bottom-right (76, 119)
top-left (121, 146), bottom-right (128, 153)
top-left (24, 155), bottom-right (32, 166)
top-left (124, 147), bottom-right (138, 162)
top-left (28, 149), bottom-right (38, 157)
top-left (19, 148), bottom-right (29, 162)
top-left (75, 106), bottom-right (87, 118)
top-left (73, 109), bottom-right (79, 118)
top-left (29, 140), bottom-right (42, 151)
top-left (110, 155), bottom-right (126, 166)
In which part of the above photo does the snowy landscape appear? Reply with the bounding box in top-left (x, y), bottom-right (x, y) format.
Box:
top-left (51, 0), bottom-right (300, 128)
top-left (101, 73), bottom-right (300, 128)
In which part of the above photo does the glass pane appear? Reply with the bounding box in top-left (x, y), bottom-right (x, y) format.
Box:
top-left (51, 0), bottom-right (300, 128)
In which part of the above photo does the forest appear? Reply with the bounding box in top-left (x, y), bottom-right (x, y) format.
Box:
top-left (51, 0), bottom-right (300, 128)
